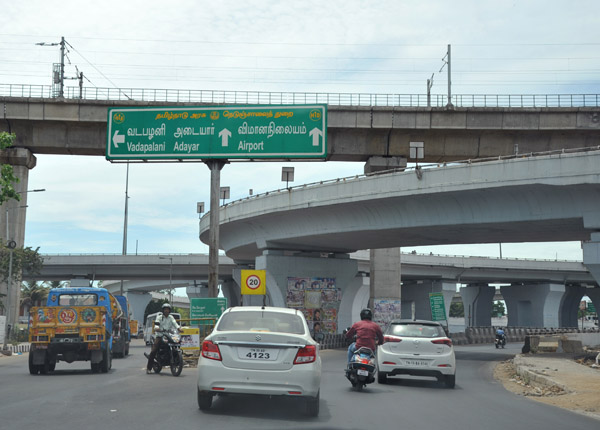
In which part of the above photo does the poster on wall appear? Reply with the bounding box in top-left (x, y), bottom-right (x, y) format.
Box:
top-left (373, 298), bottom-right (402, 327)
top-left (286, 277), bottom-right (341, 335)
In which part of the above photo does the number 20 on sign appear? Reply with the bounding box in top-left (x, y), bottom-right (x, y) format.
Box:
top-left (241, 270), bottom-right (266, 295)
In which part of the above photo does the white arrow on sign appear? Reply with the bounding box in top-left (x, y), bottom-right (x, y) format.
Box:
top-left (309, 128), bottom-right (323, 146)
top-left (112, 130), bottom-right (125, 148)
top-left (219, 128), bottom-right (232, 147)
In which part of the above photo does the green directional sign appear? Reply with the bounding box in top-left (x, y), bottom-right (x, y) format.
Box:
top-left (588, 302), bottom-right (596, 314)
top-left (429, 292), bottom-right (447, 322)
top-left (190, 298), bottom-right (228, 325)
top-left (106, 105), bottom-right (327, 161)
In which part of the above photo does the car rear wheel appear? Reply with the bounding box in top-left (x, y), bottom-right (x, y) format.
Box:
top-left (305, 391), bottom-right (319, 417)
top-left (377, 371), bottom-right (388, 384)
top-left (197, 389), bottom-right (213, 411)
top-left (444, 374), bottom-right (456, 388)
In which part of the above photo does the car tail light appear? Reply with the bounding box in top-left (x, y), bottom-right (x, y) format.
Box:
top-left (201, 340), bottom-right (222, 361)
top-left (384, 335), bottom-right (402, 343)
top-left (431, 338), bottom-right (453, 347)
top-left (293, 345), bottom-right (316, 364)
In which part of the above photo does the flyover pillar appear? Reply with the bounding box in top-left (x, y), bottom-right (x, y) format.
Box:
top-left (559, 285), bottom-right (587, 328)
top-left (401, 280), bottom-right (456, 321)
top-left (364, 157), bottom-right (407, 322)
top-left (501, 283), bottom-right (565, 328)
top-left (460, 284), bottom-right (495, 327)
top-left (583, 232), bottom-right (600, 286)
top-left (254, 251), bottom-right (363, 333)
top-left (0, 147), bottom-right (37, 333)
top-left (124, 291), bottom-right (153, 328)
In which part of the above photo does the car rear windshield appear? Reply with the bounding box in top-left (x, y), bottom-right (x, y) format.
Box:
top-left (217, 311), bottom-right (306, 335)
top-left (387, 323), bottom-right (445, 338)
top-left (58, 294), bottom-right (98, 306)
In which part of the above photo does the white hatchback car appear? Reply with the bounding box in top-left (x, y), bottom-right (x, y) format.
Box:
top-left (197, 306), bottom-right (322, 416)
top-left (376, 319), bottom-right (456, 388)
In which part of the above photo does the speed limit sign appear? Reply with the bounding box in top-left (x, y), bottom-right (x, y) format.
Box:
top-left (241, 270), bottom-right (266, 295)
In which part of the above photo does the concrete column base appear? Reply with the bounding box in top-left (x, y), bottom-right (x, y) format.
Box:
top-left (460, 284), bottom-right (495, 327)
top-left (255, 252), bottom-right (361, 333)
top-left (501, 283), bottom-right (565, 327)
top-left (401, 280), bottom-right (456, 321)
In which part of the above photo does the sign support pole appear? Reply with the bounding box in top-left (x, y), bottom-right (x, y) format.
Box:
top-left (206, 159), bottom-right (226, 298)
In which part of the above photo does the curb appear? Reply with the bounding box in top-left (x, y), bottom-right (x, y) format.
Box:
top-left (513, 354), bottom-right (569, 392)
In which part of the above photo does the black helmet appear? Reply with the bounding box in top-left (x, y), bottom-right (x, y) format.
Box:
top-left (360, 308), bottom-right (373, 320)
top-left (162, 303), bottom-right (172, 311)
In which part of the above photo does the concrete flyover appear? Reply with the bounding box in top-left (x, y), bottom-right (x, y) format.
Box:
top-left (199, 150), bottom-right (600, 329)
top-left (23, 251), bottom-right (598, 332)
top-left (0, 97), bottom-right (599, 162)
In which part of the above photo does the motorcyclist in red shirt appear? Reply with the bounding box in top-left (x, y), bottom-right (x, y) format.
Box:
top-left (345, 308), bottom-right (384, 364)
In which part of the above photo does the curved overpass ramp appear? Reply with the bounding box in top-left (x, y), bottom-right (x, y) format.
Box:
top-left (200, 149), bottom-right (600, 263)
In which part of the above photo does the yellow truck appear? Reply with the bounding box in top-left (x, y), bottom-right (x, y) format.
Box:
top-left (28, 287), bottom-right (122, 374)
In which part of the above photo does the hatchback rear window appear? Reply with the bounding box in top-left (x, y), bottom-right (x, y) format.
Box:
top-left (217, 311), bottom-right (306, 335)
top-left (387, 323), bottom-right (445, 338)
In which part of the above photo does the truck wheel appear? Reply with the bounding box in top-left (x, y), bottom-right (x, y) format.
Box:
top-left (28, 353), bottom-right (40, 375)
top-left (40, 357), bottom-right (50, 375)
top-left (124, 344), bottom-right (129, 356)
top-left (101, 349), bottom-right (111, 373)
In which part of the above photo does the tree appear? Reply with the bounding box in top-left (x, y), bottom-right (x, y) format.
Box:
top-left (449, 302), bottom-right (464, 318)
top-left (143, 298), bottom-right (169, 322)
top-left (492, 301), bottom-right (506, 317)
top-left (0, 243), bottom-right (44, 285)
top-left (20, 280), bottom-right (50, 309)
top-left (0, 132), bottom-right (21, 205)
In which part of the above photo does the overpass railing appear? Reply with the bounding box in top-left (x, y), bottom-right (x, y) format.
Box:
top-left (1, 84), bottom-right (599, 108)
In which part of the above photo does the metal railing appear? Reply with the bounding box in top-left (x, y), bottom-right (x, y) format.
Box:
top-left (1, 84), bottom-right (599, 108)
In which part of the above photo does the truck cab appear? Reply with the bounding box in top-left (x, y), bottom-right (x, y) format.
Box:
top-left (28, 287), bottom-right (122, 374)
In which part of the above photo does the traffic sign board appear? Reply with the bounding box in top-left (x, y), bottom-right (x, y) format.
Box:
top-left (106, 105), bottom-right (327, 161)
top-left (190, 298), bottom-right (228, 324)
top-left (429, 293), bottom-right (447, 322)
top-left (241, 270), bottom-right (266, 295)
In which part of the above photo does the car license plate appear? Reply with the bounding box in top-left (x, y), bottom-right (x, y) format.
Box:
top-left (238, 347), bottom-right (278, 361)
top-left (404, 359), bottom-right (429, 366)
top-left (357, 369), bottom-right (369, 376)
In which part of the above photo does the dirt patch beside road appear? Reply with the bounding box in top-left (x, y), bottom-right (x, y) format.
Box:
top-left (494, 355), bottom-right (600, 420)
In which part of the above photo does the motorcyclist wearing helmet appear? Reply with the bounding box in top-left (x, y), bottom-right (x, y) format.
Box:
top-left (344, 308), bottom-right (384, 364)
top-left (146, 303), bottom-right (180, 374)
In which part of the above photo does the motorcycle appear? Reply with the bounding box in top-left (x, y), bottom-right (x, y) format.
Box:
top-left (345, 346), bottom-right (377, 391)
top-left (495, 333), bottom-right (506, 349)
top-left (145, 330), bottom-right (184, 376)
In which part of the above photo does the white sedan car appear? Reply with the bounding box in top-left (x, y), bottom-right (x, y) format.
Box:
top-left (197, 306), bottom-right (322, 416)
top-left (376, 319), bottom-right (456, 388)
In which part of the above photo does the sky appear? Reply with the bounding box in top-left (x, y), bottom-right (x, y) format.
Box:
top-left (1, 0), bottom-right (598, 261)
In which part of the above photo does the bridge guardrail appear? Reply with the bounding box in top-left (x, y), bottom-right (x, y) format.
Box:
top-left (1, 84), bottom-right (599, 108)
